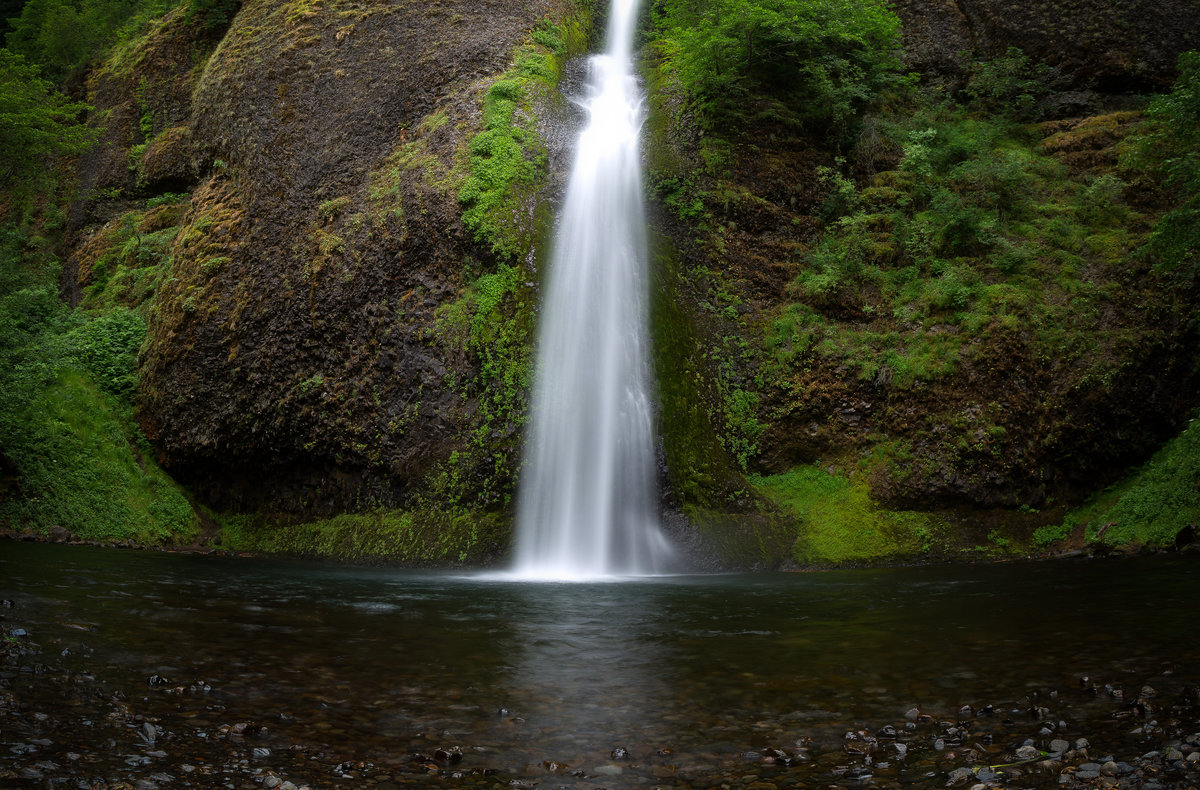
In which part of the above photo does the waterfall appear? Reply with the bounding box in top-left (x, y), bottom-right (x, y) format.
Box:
top-left (512, 0), bottom-right (674, 579)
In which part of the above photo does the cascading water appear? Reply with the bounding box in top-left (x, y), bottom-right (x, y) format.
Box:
top-left (512, 0), bottom-right (674, 579)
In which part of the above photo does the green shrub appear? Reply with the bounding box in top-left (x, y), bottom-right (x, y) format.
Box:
top-left (0, 222), bottom-right (196, 543)
top-left (964, 47), bottom-right (1052, 119)
top-left (5, 0), bottom-right (179, 81)
top-left (1136, 51), bottom-right (1200, 277)
top-left (0, 51), bottom-right (96, 190)
top-left (651, 0), bottom-right (903, 139)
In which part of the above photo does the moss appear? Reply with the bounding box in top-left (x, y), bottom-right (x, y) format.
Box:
top-left (217, 507), bottom-right (504, 565)
top-left (457, 5), bottom-right (593, 262)
top-left (421, 262), bottom-right (536, 512)
top-left (650, 243), bottom-right (745, 507)
top-left (751, 464), bottom-right (950, 563)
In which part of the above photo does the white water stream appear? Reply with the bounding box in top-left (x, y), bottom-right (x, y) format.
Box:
top-left (512, 0), bottom-right (674, 579)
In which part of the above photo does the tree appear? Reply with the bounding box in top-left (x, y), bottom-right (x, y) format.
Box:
top-left (0, 50), bottom-right (96, 188)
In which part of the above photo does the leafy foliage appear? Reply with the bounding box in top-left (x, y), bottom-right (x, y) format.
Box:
top-left (772, 85), bottom-right (1150, 389)
top-left (4, 0), bottom-right (179, 80)
top-left (1055, 417), bottom-right (1200, 548)
top-left (650, 0), bottom-right (903, 138)
top-left (1136, 51), bottom-right (1200, 277)
top-left (0, 50), bottom-right (96, 188)
top-left (964, 46), bottom-right (1053, 119)
top-left (0, 220), bottom-right (197, 542)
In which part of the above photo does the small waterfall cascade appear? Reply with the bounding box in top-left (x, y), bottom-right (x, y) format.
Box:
top-left (512, 0), bottom-right (674, 579)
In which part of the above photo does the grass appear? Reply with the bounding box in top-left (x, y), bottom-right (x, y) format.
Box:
top-left (1048, 417), bottom-right (1200, 549)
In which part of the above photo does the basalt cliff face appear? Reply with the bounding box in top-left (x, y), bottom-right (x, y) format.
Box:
top-left (893, 0), bottom-right (1200, 91)
top-left (72, 0), bottom-right (571, 521)
top-left (61, 0), bottom-right (1200, 562)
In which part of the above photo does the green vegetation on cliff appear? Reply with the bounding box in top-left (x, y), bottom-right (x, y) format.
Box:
top-left (1137, 50), bottom-right (1200, 279)
top-left (650, 0), bottom-right (903, 140)
top-left (645, 0), bottom-right (1200, 564)
top-left (0, 51), bottom-right (96, 189)
top-left (1035, 416), bottom-right (1200, 550)
top-left (0, 218), bottom-right (198, 543)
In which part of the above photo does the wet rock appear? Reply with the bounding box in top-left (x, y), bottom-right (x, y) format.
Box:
top-left (610, 746), bottom-right (630, 760)
top-left (1015, 745), bottom-right (1040, 760)
top-left (433, 746), bottom-right (462, 765)
top-left (906, 708), bottom-right (921, 721)
top-left (147, 674), bottom-right (170, 687)
top-left (262, 778), bottom-right (282, 789)
top-left (1051, 739), bottom-right (1070, 754)
top-left (947, 766), bottom-right (975, 785)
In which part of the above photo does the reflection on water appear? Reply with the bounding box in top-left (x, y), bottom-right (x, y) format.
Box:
top-left (1, 542), bottom-right (1198, 788)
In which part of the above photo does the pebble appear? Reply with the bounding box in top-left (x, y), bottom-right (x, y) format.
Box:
top-left (948, 767), bottom-right (974, 784)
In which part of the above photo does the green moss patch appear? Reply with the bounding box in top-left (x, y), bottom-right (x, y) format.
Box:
top-left (751, 464), bottom-right (948, 563)
top-left (217, 508), bottom-right (505, 565)
top-left (457, 10), bottom-right (593, 262)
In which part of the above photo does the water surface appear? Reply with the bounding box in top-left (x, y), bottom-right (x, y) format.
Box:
top-left (1, 542), bottom-right (1197, 788)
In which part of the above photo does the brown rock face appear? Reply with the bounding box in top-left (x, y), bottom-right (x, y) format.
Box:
top-left (892, 0), bottom-right (1200, 88)
top-left (137, 0), bottom-right (555, 513)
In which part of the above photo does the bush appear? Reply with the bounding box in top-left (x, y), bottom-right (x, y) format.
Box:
top-left (0, 51), bottom-right (96, 189)
top-left (1137, 51), bottom-right (1200, 277)
top-left (964, 47), bottom-right (1052, 120)
top-left (5, 0), bottom-right (178, 81)
top-left (651, 0), bottom-right (903, 139)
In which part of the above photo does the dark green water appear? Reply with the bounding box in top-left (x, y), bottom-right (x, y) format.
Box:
top-left (1, 542), bottom-right (1197, 789)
